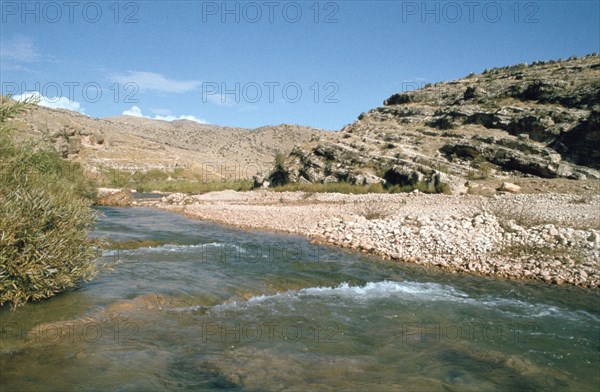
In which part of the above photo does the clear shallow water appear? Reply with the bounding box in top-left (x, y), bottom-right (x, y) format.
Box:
top-left (1, 207), bottom-right (599, 391)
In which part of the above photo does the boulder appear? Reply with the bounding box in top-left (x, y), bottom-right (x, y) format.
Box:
top-left (383, 165), bottom-right (423, 186)
top-left (96, 189), bottom-right (133, 207)
top-left (363, 173), bottom-right (384, 185)
top-left (54, 142), bottom-right (69, 158)
top-left (67, 136), bottom-right (82, 154)
top-left (431, 171), bottom-right (468, 195)
top-left (323, 175), bottom-right (339, 183)
top-left (252, 175), bottom-right (267, 188)
top-left (498, 182), bottom-right (521, 193)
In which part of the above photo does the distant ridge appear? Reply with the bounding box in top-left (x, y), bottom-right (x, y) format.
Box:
top-left (10, 103), bottom-right (332, 180)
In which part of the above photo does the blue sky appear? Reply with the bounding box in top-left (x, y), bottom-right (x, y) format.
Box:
top-left (1, 1), bottom-right (598, 130)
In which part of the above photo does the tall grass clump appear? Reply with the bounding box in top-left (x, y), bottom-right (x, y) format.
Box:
top-left (0, 96), bottom-right (99, 309)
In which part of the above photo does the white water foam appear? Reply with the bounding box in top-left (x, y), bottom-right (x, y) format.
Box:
top-left (298, 281), bottom-right (470, 301)
top-left (204, 281), bottom-right (599, 322)
top-left (123, 242), bottom-right (247, 254)
top-left (477, 296), bottom-right (600, 322)
top-left (208, 281), bottom-right (470, 312)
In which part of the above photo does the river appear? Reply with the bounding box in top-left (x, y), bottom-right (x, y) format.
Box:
top-left (1, 207), bottom-right (598, 391)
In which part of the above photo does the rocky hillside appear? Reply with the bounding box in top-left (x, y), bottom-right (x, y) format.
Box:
top-left (10, 105), bottom-right (330, 180)
top-left (277, 54), bottom-right (600, 194)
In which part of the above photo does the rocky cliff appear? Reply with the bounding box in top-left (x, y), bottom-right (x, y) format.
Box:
top-left (275, 54), bottom-right (600, 194)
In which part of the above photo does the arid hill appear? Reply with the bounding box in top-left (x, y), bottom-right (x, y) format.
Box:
top-left (8, 54), bottom-right (599, 190)
top-left (275, 54), bottom-right (600, 194)
top-left (10, 105), bottom-right (331, 181)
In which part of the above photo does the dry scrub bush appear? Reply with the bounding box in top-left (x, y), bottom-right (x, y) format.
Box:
top-left (354, 200), bottom-right (403, 220)
top-left (0, 96), bottom-right (100, 308)
top-left (477, 197), bottom-right (551, 230)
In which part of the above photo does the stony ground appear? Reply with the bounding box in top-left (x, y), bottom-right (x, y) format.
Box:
top-left (140, 190), bottom-right (600, 288)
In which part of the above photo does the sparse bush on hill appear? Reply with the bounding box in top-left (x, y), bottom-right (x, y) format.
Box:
top-left (0, 96), bottom-right (100, 309)
top-left (353, 200), bottom-right (404, 220)
top-left (268, 152), bottom-right (290, 187)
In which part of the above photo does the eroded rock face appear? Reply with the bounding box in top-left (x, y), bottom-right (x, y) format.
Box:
top-left (48, 127), bottom-right (106, 157)
top-left (441, 139), bottom-right (596, 179)
top-left (383, 165), bottom-right (425, 187)
top-left (272, 55), bottom-right (600, 191)
top-left (553, 109), bottom-right (600, 169)
top-left (67, 136), bottom-right (81, 154)
top-left (282, 142), bottom-right (387, 186)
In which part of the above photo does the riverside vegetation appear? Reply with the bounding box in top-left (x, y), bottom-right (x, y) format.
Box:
top-left (0, 96), bottom-right (101, 308)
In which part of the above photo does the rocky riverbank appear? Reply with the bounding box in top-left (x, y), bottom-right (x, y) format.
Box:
top-left (141, 190), bottom-right (600, 288)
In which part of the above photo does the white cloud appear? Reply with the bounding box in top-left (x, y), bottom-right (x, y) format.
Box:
top-left (121, 106), bottom-right (207, 124)
top-left (111, 71), bottom-right (200, 93)
top-left (154, 114), bottom-right (207, 123)
top-left (0, 36), bottom-right (41, 63)
top-left (14, 92), bottom-right (84, 113)
top-left (122, 105), bottom-right (144, 117)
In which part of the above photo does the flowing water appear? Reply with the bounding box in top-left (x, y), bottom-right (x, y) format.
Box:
top-left (1, 207), bottom-right (599, 391)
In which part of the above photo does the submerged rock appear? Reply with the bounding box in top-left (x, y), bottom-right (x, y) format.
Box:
top-left (96, 188), bottom-right (133, 207)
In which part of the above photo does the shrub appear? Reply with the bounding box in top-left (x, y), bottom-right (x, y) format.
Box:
top-left (0, 96), bottom-right (100, 308)
top-left (267, 152), bottom-right (290, 187)
top-left (435, 182), bottom-right (452, 195)
top-left (470, 156), bottom-right (492, 179)
top-left (354, 200), bottom-right (403, 220)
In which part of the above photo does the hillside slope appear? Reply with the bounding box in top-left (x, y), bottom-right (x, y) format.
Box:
top-left (278, 54), bottom-right (600, 193)
top-left (10, 105), bottom-right (330, 180)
